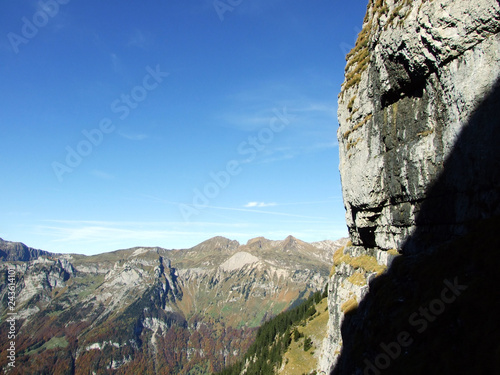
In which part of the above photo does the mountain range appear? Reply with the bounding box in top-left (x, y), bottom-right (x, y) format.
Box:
top-left (0, 235), bottom-right (346, 374)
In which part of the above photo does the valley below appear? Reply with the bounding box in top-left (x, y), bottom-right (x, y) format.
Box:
top-left (0, 235), bottom-right (346, 374)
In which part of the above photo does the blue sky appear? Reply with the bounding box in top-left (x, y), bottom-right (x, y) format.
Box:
top-left (0, 0), bottom-right (367, 255)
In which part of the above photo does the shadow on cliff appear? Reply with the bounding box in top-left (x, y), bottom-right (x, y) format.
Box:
top-left (331, 77), bottom-right (500, 375)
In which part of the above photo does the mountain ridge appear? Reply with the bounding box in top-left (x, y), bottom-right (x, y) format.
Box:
top-left (0, 234), bottom-right (343, 262)
top-left (0, 238), bottom-right (56, 262)
top-left (0, 235), bottom-right (347, 374)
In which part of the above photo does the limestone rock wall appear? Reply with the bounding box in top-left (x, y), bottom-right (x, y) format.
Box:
top-left (318, 244), bottom-right (398, 373)
top-left (337, 0), bottom-right (500, 252)
top-left (320, 0), bottom-right (500, 372)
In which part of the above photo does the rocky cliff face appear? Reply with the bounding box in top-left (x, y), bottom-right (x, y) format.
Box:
top-left (337, 0), bottom-right (500, 252)
top-left (320, 0), bottom-right (500, 373)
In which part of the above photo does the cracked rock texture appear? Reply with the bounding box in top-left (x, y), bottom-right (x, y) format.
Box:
top-left (338, 0), bottom-right (500, 252)
top-left (320, 0), bottom-right (500, 373)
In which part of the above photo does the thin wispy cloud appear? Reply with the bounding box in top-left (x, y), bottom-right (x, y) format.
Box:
top-left (194, 204), bottom-right (330, 220)
top-left (33, 216), bottom-right (346, 254)
top-left (258, 147), bottom-right (296, 164)
top-left (2, 1), bottom-right (358, 256)
top-left (244, 202), bottom-right (277, 208)
top-left (274, 199), bottom-right (341, 206)
top-left (257, 141), bottom-right (337, 164)
top-left (140, 195), bottom-right (331, 221)
top-left (311, 141), bottom-right (338, 150)
top-left (35, 1), bottom-right (69, 32)
top-left (217, 112), bottom-right (280, 131)
top-left (215, 82), bottom-right (298, 131)
top-left (35, 225), bottom-right (223, 254)
top-left (213, 83), bottom-right (337, 166)
top-left (127, 29), bottom-right (151, 49)
top-left (42, 219), bottom-right (249, 228)
top-left (110, 53), bottom-right (121, 73)
top-left (90, 170), bottom-right (114, 180)
top-left (118, 131), bottom-right (149, 141)
top-left (228, 0), bottom-right (287, 18)
top-left (35, 220), bottom-right (252, 252)
top-left (39, 225), bottom-right (195, 243)
top-left (294, 102), bottom-right (337, 117)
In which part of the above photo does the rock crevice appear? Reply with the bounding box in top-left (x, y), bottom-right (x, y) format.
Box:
top-left (320, 0), bottom-right (500, 373)
top-left (338, 0), bottom-right (500, 252)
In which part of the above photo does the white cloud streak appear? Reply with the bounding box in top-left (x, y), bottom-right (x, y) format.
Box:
top-left (118, 131), bottom-right (149, 141)
top-left (34, 220), bottom-right (252, 251)
top-left (194, 204), bottom-right (330, 220)
top-left (244, 202), bottom-right (277, 208)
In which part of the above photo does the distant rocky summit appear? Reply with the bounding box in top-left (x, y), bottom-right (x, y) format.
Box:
top-left (0, 235), bottom-right (346, 374)
top-left (320, 0), bottom-right (500, 374)
top-left (0, 238), bottom-right (54, 262)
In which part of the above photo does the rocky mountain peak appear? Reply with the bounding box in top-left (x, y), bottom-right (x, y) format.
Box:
top-left (1, 235), bottom-right (345, 373)
top-left (191, 236), bottom-right (240, 253)
top-left (245, 236), bottom-right (268, 248)
top-left (0, 238), bottom-right (54, 262)
top-left (282, 235), bottom-right (304, 250)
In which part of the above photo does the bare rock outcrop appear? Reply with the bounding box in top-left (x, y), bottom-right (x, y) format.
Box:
top-left (320, 0), bottom-right (500, 373)
top-left (337, 0), bottom-right (500, 252)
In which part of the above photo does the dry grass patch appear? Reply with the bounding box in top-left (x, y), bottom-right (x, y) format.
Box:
top-left (333, 246), bottom-right (346, 265)
top-left (346, 137), bottom-right (362, 151)
top-left (349, 255), bottom-right (386, 275)
top-left (347, 96), bottom-right (357, 112)
top-left (341, 297), bottom-right (358, 314)
top-left (387, 248), bottom-right (400, 256)
top-left (417, 129), bottom-right (434, 137)
top-left (347, 271), bottom-right (367, 286)
top-left (343, 114), bottom-right (373, 139)
top-left (334, 248), bottom-right (386, 276)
